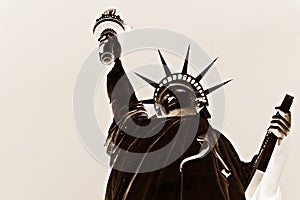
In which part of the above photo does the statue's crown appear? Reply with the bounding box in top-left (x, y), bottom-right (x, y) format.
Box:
top-left (136, 45), bottom-right (232, 118)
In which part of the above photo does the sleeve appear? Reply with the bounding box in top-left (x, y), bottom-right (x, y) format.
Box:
top-left (248, 185), bottom-right (283, 200)
top-left (106, 58), bottom-right (149, 122)
top-left (246, 135), bottom-right (291, 200)
top-left (220, 133), bottom-right (289, 200)
top-left (105, 58), bottom-right (150, 156)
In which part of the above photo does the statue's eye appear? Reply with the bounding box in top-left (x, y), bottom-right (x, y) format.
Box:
top-left (167, 96), bottom-right (177, 103)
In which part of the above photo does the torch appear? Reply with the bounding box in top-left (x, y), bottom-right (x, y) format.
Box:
top-left (93, 8), bottom-right (131, 65)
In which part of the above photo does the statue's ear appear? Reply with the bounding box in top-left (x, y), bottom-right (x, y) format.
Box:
top-left (200, 106), bottom-right (211, 119)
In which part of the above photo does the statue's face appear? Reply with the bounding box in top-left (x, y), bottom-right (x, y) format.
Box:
top-left (159, 83), bottom-right (198, 117)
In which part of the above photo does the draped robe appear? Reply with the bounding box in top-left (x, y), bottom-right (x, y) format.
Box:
top-left (104, 59), bottom-right (257, 200)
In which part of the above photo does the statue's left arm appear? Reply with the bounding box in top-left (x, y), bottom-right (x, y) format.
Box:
top-left (246, 110), bottom-right (292, 200)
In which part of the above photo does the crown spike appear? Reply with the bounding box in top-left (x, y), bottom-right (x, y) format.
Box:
top-left (135, 73), bottom-right (159, 88)
top-left (195, 57), bottom-right (219, 82)
top-left (181, 44), bottom-right (191, 74)
top-left (158, 50), bottom-right (172, 76)
top-left (204, 79), bottom-right (233, 95)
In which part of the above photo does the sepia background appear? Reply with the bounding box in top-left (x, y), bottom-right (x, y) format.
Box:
top-left (1, 0), bottom-right (300, 199)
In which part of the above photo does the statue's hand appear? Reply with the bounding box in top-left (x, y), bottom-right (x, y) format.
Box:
top-left (98, 31), bottom-right (122, 65)
top-left (268, 110), bottom-right (291, 145)
top-left (102, 33), bottom-right (121, 59)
